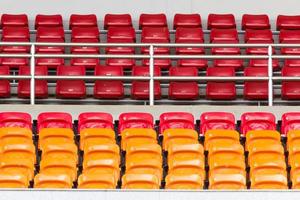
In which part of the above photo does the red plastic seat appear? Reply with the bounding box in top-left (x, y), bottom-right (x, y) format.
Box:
top-left (56, 66), bottom-right (86, 99)
top-left (107, 27), bottom-right (135, 41)
top-left (282, 66), bottom-right (300, 100)
top-left (281, 112), bottom-right (300, 135)
top-left (119, 112), bottom-right (154, 133)
top-left (175, 28), bottom-right (207, 69)
top-left (241, 112), bottom-right (276, 135)
top-left (36, 27), bottom-right (65, 53)
top-left (279, 30), bottom-right (300, 55)
top-left (244, 67), bottom-right (268, 100)
top-left (200, 112), bottom-right (235, 135)
top-left (1, 27), bottom-right (30, 53)
top-left (1, 14), bottom-right (28, 27)
top-left (35, 14), bottom-right (63, 28)
top-left (277, 15), bottom-right (300, 30)
top-left (139, 13), bottom-right (167, 29)
top-left (17, 66), bottom-right (48, 99)
top-left (71, 27), bottom-right (99, 40)
top-left (169, 67), bottom-right (199, 100)
top-left (207, 14), bottom-right (236, 29)
top-left (206, 67), bottom-right (236, 100)
top-left (94, 66), bottom-right (124, 99)
top-left (248, 59), bottom-right (279, 69)
top-left (78, 112), bottom-right (114, 131)
top-left (36, 57), bottom-right (65, 69)
top-left (69, 14), bottom-right (98, 29)
top-left (131, 66), bottom-right (161, 100)
top-left (37, 112), bottom-right (72, 131)
top-left (0, 66), bottom-right (10, 98)
top-left (0, 112), bottom-right (32, 129)
top-left (104, 14), bottom-right (132, 29)
top-left (173, 14), bottom-right (202, 29)
top-left (241, 14), bottom-right (270, 30)
top-left (159, 112), bottom-right (194, 134)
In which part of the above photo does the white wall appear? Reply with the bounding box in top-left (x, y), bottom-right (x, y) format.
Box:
top-left (0, 0), bottom-right (300, 28)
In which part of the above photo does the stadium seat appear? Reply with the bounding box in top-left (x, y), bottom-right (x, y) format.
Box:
top-left (159, 112), bottom-right (195, 134)
top-left (206, 67), bottom-right (236, 100)
top-left (250, 174), bottom-right (288, 189)
top-left (162, 129), bottom-right (199, 150)
top-left (131, 66), bottom-right (161, 100)
top-left (241, 14), bottom-right (270, 30)
top-left (245, 130), bottom-right (281, 151)
top-left (38, 128), bottom-right (74, 150)
top-left (207, 141), bottom-right (244, 163)
top-left (17, 66), bottom-right (48, 99)
top-left (165, 174), bottom-right (203, 189)
top-left (104, 14), bottom-right (132, 29)
top-left (0, 112), bottom-right (32, 129)
top-left (36, 27), bottom-right (65, 52)
top-left (207, 14), bottom-right (236, 29)
top-left (80, 128), bottom-right (116, 150)
top-left (0, 173), bottom-right (28, 188)
top-left (173, 14), bottom-right (202, 29)
top-left (282, 112), bottom-right (300, 136)
top-left (204, 130), bottom-right (240, 151)
top-left (121, 174), bottom-right (160, 189)
top-left (41, 143), bottom-right (78, 163)
top-left (200, 112), bottom-right (235, 135)
top-left (282, 66), bottom-right (300, 100)
top-left (240, 112), bottom-right (276, 135)
top-left (78, 173), bottom-right (117, 189)
top-left (169, 67), bottom-right (199, 100)
top-left (121, 128), bottom-right (157, 151)
top-left (34, 173), bottom-right (72, 188)
top-left (35, 14), bottom-right (63, 28)
top-left (126, 144), bottom-right (162, 163)
top-left (94, 66), bottom-right (124, 99)
top-left (139, 13), bottom-right (167, 29)
top-left (209, 174), bottom-right (246, 189)
top-left (277, 15), bottom-right (300, 30)
top-left (0, 66), bottom-right (10, 98)
top-left (292, 174), bottom-right (300, 189)
top-left (175, 28), bottom-right (207, 69)
top-left (37, 112), bottom-right (72, 131)
top-left (56, 66), bottom-right (86, 99)
top-left (69, 14), bottom-right (98, 29)
top-left (83, 143), bottom-right (120, 165)
top-left (287, 129), bottom-right (300, 152)
top-left (78, 112), bottom-right (114, 132)
top-left (1, 14), bottom-right (28, 27)
top-left (107, 27), bottom-right (135, 41)
top-left (36, 57), bottom-right (65, 69)
top-left (0, 127), bottom-right (33, 145)
top-left (279, 30), bottom-right (300, 55)
top-left (167, 143), bottom-right (204, 164)
top-left (119, 112), bottom-right (154, 133)
top-left (244, 67), bottom-right (268, 100)
top-left (168, 157), bottom-right (204, 178)
top-left (1, 142), bottom-right (36, 164)
top-left (0, 157), bottom-right (34, 181)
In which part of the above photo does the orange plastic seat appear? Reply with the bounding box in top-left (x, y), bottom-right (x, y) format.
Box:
top-left (83, 159), bottom-right (120, 182)
top-left (209, 174), bottom-right (246, 190)
top-left (41, 143), bottom-right (78, 164)
top-left (83, 143), bottom-right (120, 165)
top-left (165, 174), bottom-right (204, 189)
top-left (121, 128), bottom-right (157, 151)
top-left (209, 156), bottom-right (246, 177)
top-left (0, 173), bottom-right (28, 188)
top-left (0, 127), bottom-right (33, 144)
top-left (287, 130), bottom-right (300, 151)
top-left (245, 130), bottom-right (281, 151)
top-left (39, 157), bottom-right (77, 181)
top-left (39, 128), bottom-right (74, 150)
top-left (163, 129), bottom-right (199, 151)
top-left (78, 173), bottom-right (116, 189)
top-left (0, 143), bottom-right (36, 164)
top-left (289, 156), bottom-right (300, 180)
top-left (292, 174), bottom-right (300, 189)
top-left (121, 173), bottom-right (160, 189)
top-left (208, 141), bottom-right (244, 164)
top-left (126, 143), bottom-right (162, 162)
top-left (0, 157), bottom-right (34, 181)
top-left (34, 173), bottom-right (73, 188)
top-left (204, 130), bottom-right (240, 151)
top-left (80, 128), bottom-right (116, 150)
top-left (250, 174), bottom-right (288, 189)
top-left (168, 143), bottom-right (204, 164)
top-left (248, 142), bottom-right (284, 164)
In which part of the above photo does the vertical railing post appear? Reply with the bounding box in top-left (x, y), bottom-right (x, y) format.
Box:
top-left (268, 45), bottom-right (273, 106)
top-left (30, 44), bottom-right (35, 105)
top-left (149, 45), bottom-right (154, 106)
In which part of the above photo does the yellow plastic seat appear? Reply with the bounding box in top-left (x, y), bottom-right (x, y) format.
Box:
top-left (84, 143), bottom-right (120, 165)
top-left (39, 128), bottom-right (74, 150)
top-left (80, 128), bottom-right (116, 150)
top-left (83, 159), bottom-right (120, 182)
top-left (245, 130), bottom-right (281, 151)
top-left (250, 174), bottom-right (288, 189)
top-left (121, 128), bottom-right (157, 151)
top-left (204, 130), bottom-right (240, 151)
top-left (288, 142), bottom-right (300, 165)
top-left (41, 143), bottom-right (78, 164)
top-left (126, 144), bottom-right (162, 162)
top-left (78, 173), bottom-right (117, 189)
top-left (0, 143), bottom-right (36, 165)
top-left (0, 127), bottom-right (33, 144)
top-left (209, 174), bottom-right (246, 190)
top-left (289, 155), bottom-right (300, 181)
top-left (168, 143), bottom-right (204, 164)
top-left (292, 174), bottom-right (300, 189)
top-left (34, 173), bottom-right (73, 188)
top-left (39, 157), bottom-right (77, 182)
top-left (121, 173), bottom-right (160, 189)
top-left (208, 141), bottom-right (244, 164)
top-left (0, 173), bottom-right (29, 188)
top-left (248, 142), bottom-right (284, 165)
top-left (165, 173), bottom-right (204, 189)
top-left (163, 129), bottom-right (199, 151)
top-left (126, 158), bottom-right (163, 182)
top-left (287, 130), bottom-right (300, 151)
top-left (0, 157), bottom-right (34, 181)
top-left (209, 156), bottom-right (246, 178)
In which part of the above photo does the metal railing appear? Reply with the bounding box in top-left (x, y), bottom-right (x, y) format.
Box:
top-left (0, 42), bottom-right (300, 106)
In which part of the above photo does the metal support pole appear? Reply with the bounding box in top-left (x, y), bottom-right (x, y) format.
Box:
top-left (30, 44), bottom-right (35, 105)
top-left (268, 45), bottom-right (273, 106)
top-left (149, 45), bottom-right (154, 106)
